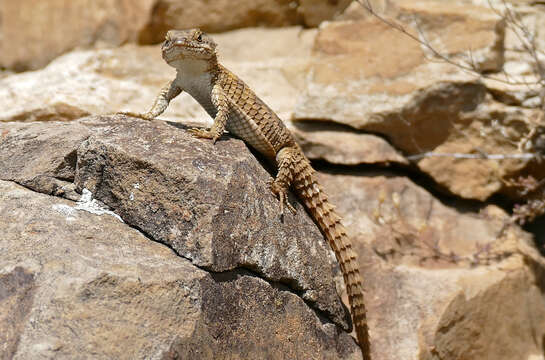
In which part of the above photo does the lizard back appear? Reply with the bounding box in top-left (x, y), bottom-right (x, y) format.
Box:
top-left (216, 65), bottom-right (296, 160)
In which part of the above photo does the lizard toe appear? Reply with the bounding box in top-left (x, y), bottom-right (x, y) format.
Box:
top-left (117, 111), bottom-right (154, 121)
top-left (189, 128), bottom-right (214, 139)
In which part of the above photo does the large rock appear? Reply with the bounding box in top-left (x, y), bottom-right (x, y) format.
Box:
top-left (0, 116), bottom-right (356, 337)
top-left (294, 0), bottom-right (544, 201)
top-left (315, 169), bottom-right (545, 360)
top-left (0, 180), bottom-right (361, 359)
top-left (0, 121), bottom-right (91, 197)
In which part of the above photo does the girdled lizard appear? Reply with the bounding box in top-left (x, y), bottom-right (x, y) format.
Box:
top-left (121, 28), bottom-right (371, 358)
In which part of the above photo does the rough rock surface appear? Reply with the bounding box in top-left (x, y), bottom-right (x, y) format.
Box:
top-left (2, 1), bottom-right (545, 357)
top-left (316, 169), bottom-right (545, 360)
top-left (294, 0), bottom-right (544, 201)
top-left (0, 180), bottom-right (361, 360)
top-left (0, 116), bottom-right (357, 338)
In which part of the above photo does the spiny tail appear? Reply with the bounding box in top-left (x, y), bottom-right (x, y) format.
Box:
top-left (293, 161), bottom-right (371, 359)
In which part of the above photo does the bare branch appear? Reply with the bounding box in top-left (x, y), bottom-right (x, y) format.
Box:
top-left (407, 152), bottom-right (537, 161)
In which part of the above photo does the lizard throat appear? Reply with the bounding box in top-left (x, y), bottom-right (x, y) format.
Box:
top-left (166, 56), bottom-right (218, 76)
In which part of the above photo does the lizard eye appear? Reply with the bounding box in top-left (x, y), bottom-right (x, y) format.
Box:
top-left (196, 34), bottom-right (203, 42)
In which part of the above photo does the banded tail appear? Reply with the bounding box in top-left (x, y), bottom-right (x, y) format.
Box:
top-left (293, 161), bottom-right (371, 359)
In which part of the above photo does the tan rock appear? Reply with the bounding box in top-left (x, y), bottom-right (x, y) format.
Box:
top-left (0, 180), bottom-right (361, 359)
top-left (414, 98), bottom-right (543, 200)
top-left (138, 0), bottom-right (300, 44)
top-left (292, 121), bottom-right (408, 165)
top-left (482, 1), bottom-right (545, 108)
top-left (139, 0), bottom-right (351, 44)
top-left (0, 0), bottom-right (155, 71)
top-left (295, 1), bottom-right (505, 128)
top-left (298, 0), bottom-right (354, 27)
top-left (316, 170), bottom-right (545, 360)
top-left (0, 0), bottom-right (347, 71)
top-left (294, 2), bottom-right (545, 200)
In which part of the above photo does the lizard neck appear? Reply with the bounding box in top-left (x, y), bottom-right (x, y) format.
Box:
top-left (173, 54), bottom-right (219, 117)
top-left (172, 54), bottom-right (219, 78)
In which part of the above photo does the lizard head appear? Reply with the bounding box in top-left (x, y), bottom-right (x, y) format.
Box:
top-left (161, 29), bottom-right (217, 65)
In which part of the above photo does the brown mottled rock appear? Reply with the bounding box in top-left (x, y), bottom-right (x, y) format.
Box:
top-left (0, 27), bottom-right (315, 125)
top-left (0, 116), bottom-right (354, 335)
top-left (315, 169), bottom-right (545, 360)
top-left (0, 0), bottom-right (155, 71)
top-left (76, 115), bottom-right (351, 327)
top-left (0, 180), bottom-right (361, 359)
top-left (294, 1), bottom-right (545, 200)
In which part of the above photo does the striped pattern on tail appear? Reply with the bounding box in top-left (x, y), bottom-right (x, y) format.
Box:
top-left (293, 161), bottom-right (371, 359)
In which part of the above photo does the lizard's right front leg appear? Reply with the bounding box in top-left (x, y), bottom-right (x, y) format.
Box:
top-left (189, 84), bottom-right (228, 143)
top-left (270, 146), bottom-right (299, 217)
top-left (118, 80), bottom-right (182, 120)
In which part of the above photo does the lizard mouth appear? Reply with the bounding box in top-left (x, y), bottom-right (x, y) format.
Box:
top-left (162, 44), bottom-right (213, 62)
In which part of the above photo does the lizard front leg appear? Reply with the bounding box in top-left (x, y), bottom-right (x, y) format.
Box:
top-left (189, 85), bottom-right (229, 143)
top-left (119, 80), bottom-right (182, 120)
top-left (270, 146), bottom-right (299, 217)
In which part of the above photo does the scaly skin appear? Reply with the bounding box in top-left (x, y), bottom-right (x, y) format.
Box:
top-left (122, 28), bottom-right (371, 358)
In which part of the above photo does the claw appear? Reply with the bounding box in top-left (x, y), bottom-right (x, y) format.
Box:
top-left (269, 180), bottom-right (296, 218)
top-left (286, 200), bottom-right (297, 214)
top-left (188, 128), bottom-right (221, 142)
top-left (117, 111), bottom-right (154, 121)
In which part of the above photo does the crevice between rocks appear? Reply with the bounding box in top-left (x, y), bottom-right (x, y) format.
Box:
top-left (291, 119), bottom-right (532, 211)
top-left (310, 159), bottom-right (545, 252)
top-left (208, 267), bottom-right (347, 331)
top-left (291, 118), bottom-right (544, 248)
top-left (123, 219), bottom-right (347, 330)
top-left (310, 159), bottom-right (489, 213)
top-left (4, 177), bottom-right (344, 331)
top-left (291, 118), bottom-right (400, 149)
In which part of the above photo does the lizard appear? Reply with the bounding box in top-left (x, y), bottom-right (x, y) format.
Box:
top-left (120, 28), bottom-right (371, 359)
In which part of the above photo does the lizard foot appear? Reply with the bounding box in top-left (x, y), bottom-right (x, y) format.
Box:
top-left (268, 179), bottom-right (297, 217)
top-left (188, 128), bottom-right (222, 143)
top-left (117, 111), bottom-right (154, 121)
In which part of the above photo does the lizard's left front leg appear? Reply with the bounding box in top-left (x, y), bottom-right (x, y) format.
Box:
top-left (189, 85), bottom-right (229, 143)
